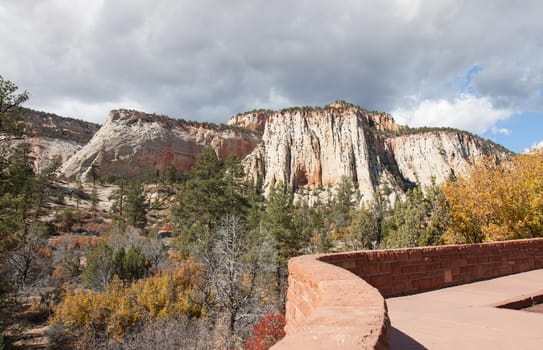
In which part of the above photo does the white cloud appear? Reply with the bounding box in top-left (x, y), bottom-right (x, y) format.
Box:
top-left (524, 141), bottom-right (543, 154)
top-left (392, 94), bottom-right (513, 134)
top-left (30, 98), bottom-right (146, 124)
top-left (491, 127), bottom-right (512, 136)
top-left (1, 0), bottom-right (543, 127)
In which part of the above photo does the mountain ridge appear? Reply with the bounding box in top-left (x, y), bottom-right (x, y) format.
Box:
top-left (14, 102), bottom-right (512, 202)
top-left (231, 102), bottom-right (510, 202)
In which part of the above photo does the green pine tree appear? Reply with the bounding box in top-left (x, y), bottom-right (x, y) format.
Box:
top-left (124, 181), bottom-right (147, 230)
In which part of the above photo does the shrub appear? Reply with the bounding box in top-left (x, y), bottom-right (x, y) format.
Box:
top-left (244, 312), bottom-right (285, 350)
top-left (51, 263), bottom-right (204, 343)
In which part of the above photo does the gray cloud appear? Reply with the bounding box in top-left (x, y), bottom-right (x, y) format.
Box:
top-left (1, 0), bottom-right (542, 127)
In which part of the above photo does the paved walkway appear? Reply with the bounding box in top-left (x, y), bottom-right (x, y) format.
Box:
top-left (387, 269), bottom-right (543, 349)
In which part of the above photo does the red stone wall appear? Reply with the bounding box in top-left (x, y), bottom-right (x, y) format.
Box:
top-left (320, 238), bottom-right (543, 297)
top-left (275, 238), bottom-right (543, 349)
top-left (272, 255), bottom-right (390, 350)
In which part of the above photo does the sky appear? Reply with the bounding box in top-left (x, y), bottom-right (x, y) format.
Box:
top-left (1, 0), bottom-right (542, 153)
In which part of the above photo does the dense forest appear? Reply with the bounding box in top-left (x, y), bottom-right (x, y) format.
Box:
top-left (2, 75), bottom-right (543, 349)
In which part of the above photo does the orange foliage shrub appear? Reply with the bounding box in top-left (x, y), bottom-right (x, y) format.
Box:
top-left (50, 234), bottom-right (101, 250)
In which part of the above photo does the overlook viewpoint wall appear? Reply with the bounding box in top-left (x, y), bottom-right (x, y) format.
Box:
top-left (273, 238), bottom-right (543, 349)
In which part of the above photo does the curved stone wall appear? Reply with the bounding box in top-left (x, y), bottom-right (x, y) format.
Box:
top-left (321, 238), bottom-right (543, 297)
top-left (274, 238), bottom-right (543, 349)
top-left (271, 255), bottom-right (390, 350)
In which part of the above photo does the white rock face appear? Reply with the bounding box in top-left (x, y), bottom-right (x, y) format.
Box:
top-left (241, 109), bottom-right (377, 201)
top-left (58, 104), bottom-right (510, 203)
top-left (27, 136), bottom-right (83, 173)
top-left (389, 131), bottom-right (501, 186)
top-left (1, 135), bottom-right (82, 174)
top-left (61, 109), bottom-right (260, 180)
top-left (228, 111), bottom-right (270, 133)
top-left (231, 103), bottom-right (510, 202)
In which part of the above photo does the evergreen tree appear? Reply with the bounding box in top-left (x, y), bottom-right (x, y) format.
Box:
top-left (83, 243), bottom-right (149, 289)
top-left (173, 147), bottom-right (226, 242)
top-left (0, 75), bottom-right (29, 135)
top-left (90, 185), bottom-right (98, 218)
top-left (223, 155), bottom-right (249, 217)
top-left (343, 190), bottom-right (390, 250)
top-left (382, 182), bottom-right (448, 248)
top-left (123, 246), bottom-right (148, 282)
top-left (262, 182), bottom-right (306, 306)
top-left (331, 176), bottom-right (356, 228)
top-left (162, 164), bottom-right (177, 193)
top-left (0, 143), bottom-right (36, 249)
top-left (82, 242), bottom-right (115, 290)
top-left (0, 76), bottom-right (32, 246)
top-left (383, 187), bottom-right (428, 248)
top-left (263, 183), bottom-right (298, 266)
top-left (124, 181), bottom-right (147, 229)
top-left (310, 203), bottom-right (332, 253)
top-left (173, 147), bottom-right (250, 258)
top-left (420, 180), bottom-right (449, 246)
top-left (348, 207), bottom-right (381, 250)
top-left (109, 180), bottom-right (126, 218)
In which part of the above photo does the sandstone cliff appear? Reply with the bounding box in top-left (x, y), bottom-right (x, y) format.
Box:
top-left (58, 102), bottom-right (510, 203)
top-left (21, 108), bottom-right (100, 144)
top-left (61, 109), bottom-right (261, 180)
top-left (229, 102), bottom-right (510, 202)
top-left (1, 108), bottom-right (100, 173)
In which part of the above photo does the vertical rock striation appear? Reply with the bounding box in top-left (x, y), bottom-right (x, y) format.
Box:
top-left (229, 102), bottom-right (510, 202)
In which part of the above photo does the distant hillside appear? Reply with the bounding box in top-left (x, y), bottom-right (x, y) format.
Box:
top-left (20, 107), bottom-right (100, 143)
top-left (14, 102), bottom-right (512, 204)
top-left (2, 108), bottom-right (101, 173)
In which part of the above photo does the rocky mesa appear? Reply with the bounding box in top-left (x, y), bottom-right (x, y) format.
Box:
top-left (228, 101), bottom-right (510, 202)
top-left (61, 109), bottom-right (261, 180)
top-left (57, 102), bottom-right (510, 202)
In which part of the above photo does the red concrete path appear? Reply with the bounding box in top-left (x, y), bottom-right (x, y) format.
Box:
top-left (387, 269), bottom-right (543, 349)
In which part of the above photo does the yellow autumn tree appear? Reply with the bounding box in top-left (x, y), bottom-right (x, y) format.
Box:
top-left (442, 153), bottom-right (543, 243)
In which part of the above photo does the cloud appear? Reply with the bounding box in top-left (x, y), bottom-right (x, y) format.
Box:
top-left (491, 127), bottom-right (512, 136)
top-left (524, 141), bottom-right (543, 154)
top-left (31, 98), bottom-right (146, 125)
top-left (0, 0), bottom-right (542, 127)
top-left (392, 94), bottom-right (513, 134)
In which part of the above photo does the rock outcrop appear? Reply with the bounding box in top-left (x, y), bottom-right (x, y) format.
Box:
top-left (389, 131), bottom-right (505, 187)
top-left (229, 101), bottom-right (510, 202)
top-left (27, 136), bottom-right (84, 173)
top-left (61, 109), bottom-right (261, 180)
top-left (228, 110), bottom-right (272, 134)
top-left (58, 102), bottom-right (510, 202)
top-left (1, 108), bottom-right (100, 173)
top-left (21, 108), bottom-right (100, 144)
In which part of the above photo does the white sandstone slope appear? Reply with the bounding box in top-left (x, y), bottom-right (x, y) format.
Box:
top-left (239, 108), bottom-right (379, 200)
top-left (1, 108), bottom-right (100, 173)
top-left (27, 136), bottom-right (83, 173)
top-left (389, 131), bottom-right (503, 186)
top-left (61, 109), bottom-right (260, 180)
top-left (57, 102), bottom-right (510, 201)
top-left (229, 102), bottom-right (510, 201)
